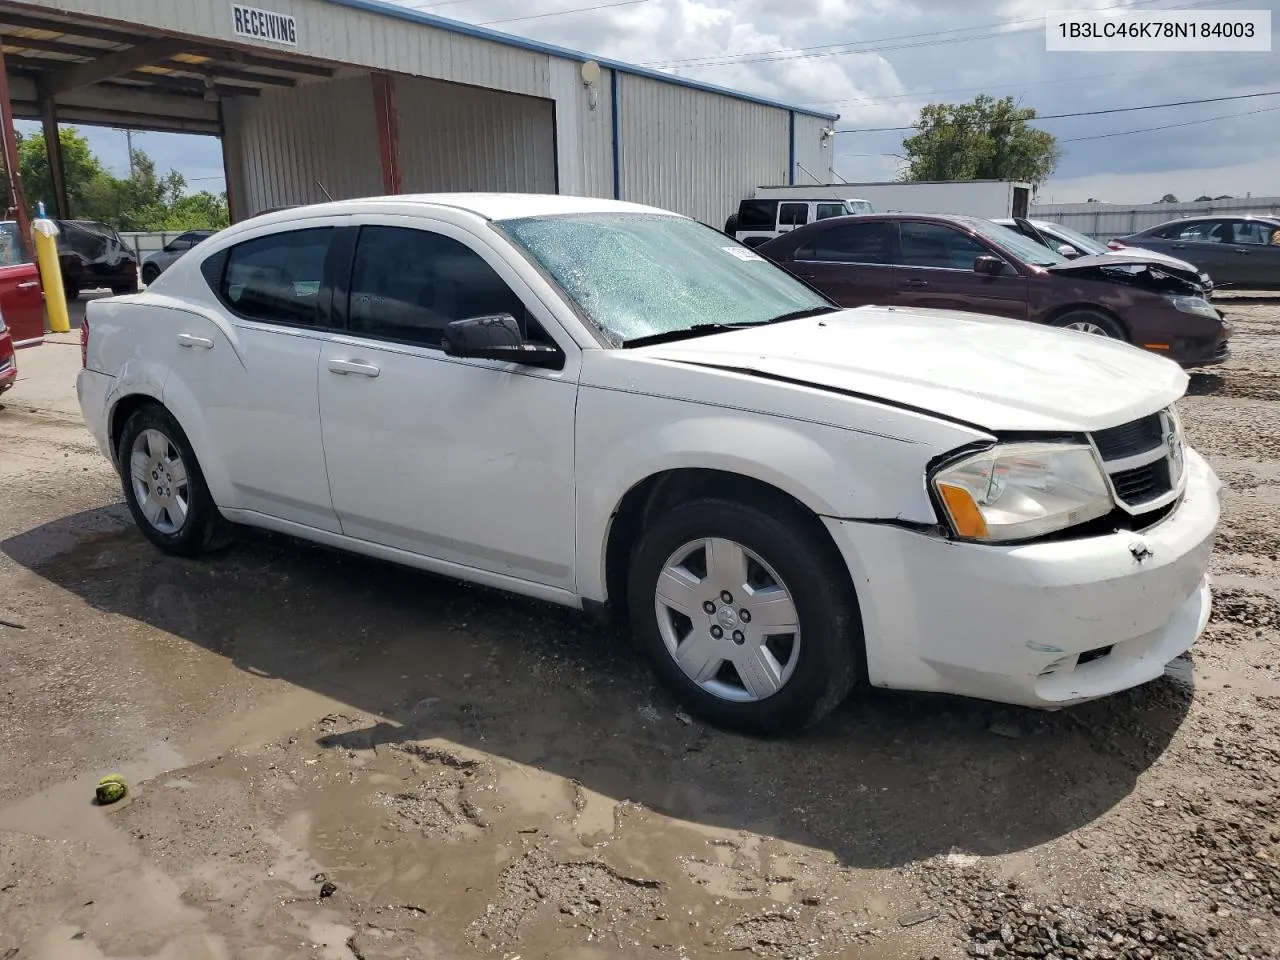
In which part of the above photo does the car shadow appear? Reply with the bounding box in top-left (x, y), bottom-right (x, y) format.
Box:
top-left (2, 507), bottom-right (1193, 870)
top-left (1186, 372), bottom-right (1225, 397)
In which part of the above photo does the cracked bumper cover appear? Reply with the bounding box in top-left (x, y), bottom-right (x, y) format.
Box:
top-left (823, 448), bottom-right (1222, 708)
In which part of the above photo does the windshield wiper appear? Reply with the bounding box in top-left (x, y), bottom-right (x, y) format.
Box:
top-left (765, 305), bottom-right (840, 324)
top-left (624, 322), bottom-right (765, 348)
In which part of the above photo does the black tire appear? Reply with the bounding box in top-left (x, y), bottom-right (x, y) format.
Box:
top-left (111, 284), bottom-right (135, 296)
top-left (117, 403), bottom-right (234, 557)
top-left (141, 264), bottom-right (160, 286)
top-left (628, 496), bottom-right (863, 735)
top-left (1050, 309), bottom-right (1127, 340)
top-left (724, 214), bottom-right (740, 236)
top-left (63, 278), bottom-right (80, 301)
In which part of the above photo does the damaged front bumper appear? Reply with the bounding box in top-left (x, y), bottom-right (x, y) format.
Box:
top-left (823, 448), bottom-right (1222, 709)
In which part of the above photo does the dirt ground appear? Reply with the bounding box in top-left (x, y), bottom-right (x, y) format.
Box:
top-left (2, 300), bottom-right (1279, 960)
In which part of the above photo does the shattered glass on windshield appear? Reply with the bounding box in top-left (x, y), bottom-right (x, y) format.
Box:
top-left (499, 213), bottom-right (828, 345)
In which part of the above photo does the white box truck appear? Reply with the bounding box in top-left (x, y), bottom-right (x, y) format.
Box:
top-left (726, 180), bottom-right (1032, 246)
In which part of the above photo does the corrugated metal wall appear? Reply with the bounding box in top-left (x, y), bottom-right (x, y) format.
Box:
top-left (616, 73), bottom-right (790, 226)
top-left (395, 76), bottom-right (556, 194)
top-left (38, 0), bottom-right (552, 98)
top-left (548, 59), bottom-right (614, 200)
top-left (222, 75), bottom-right (383, 215)
top-left (1030, 197), bottom-right (1280, 240)
top-left (792, 114), bottom-right (835, 187)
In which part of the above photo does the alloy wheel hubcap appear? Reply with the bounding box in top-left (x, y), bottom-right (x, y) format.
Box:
top-left (654, 538), bottom-right (801, 703)
top-left (129, 428), bottom-right (190, 535)
top-left (1064, 320), bottom-right (1110, 337)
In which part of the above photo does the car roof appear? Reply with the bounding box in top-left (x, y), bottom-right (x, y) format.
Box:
top-left (244, 193), bottom-right (676, 227)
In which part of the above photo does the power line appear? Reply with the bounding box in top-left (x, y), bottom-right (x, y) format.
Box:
top-left (645, 0), bottom-right (1234, 69)
top-left (650, 0), bottom-right (1228, 68)
top-left (800, 53), bottom-right (1272, 109)
top-left (834, 89), bottom-right (1280, 134)
top-left (1061, 103), bottom-right (1280, 143)
top-left (480, 0), bottom-right (653, 25)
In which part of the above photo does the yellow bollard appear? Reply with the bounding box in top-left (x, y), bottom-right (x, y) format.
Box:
top-left (32, 203), bottom-right (69, 334)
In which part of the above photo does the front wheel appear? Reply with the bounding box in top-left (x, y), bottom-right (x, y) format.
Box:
top-left (628, 496), bottom-right (863, 735)
top-left (141, 264), bottom-right (160, 286)
top-left (118, 404), bottom-right (233, 557)
top-left (1051, 309), bottom-right (1126, 340)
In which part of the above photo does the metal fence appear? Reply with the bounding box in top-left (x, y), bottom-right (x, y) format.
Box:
top-left (118, 231), bottom-right (188, 262)
top-left (1028, 196), bottom-right (1280, 241)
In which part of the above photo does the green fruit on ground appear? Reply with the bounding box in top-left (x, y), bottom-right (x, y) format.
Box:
top-left (98, 774), bottom-right (127, 786)
top-left (95, 781), bottom-right (127, 804)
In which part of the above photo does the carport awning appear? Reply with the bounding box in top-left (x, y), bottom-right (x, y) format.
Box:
top-left (0, 4), bottom-right (341, 134)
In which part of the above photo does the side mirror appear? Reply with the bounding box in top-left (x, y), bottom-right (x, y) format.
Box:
top-left (1056, 243), bottom-right (1080, 259)
top-left (973, 255), bottom-right (1007, 276)
top-left (441, 314), bottom-right (564, 369)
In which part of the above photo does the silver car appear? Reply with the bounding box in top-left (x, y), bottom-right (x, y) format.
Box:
top-left (140, 230), bottom-right (217, 286)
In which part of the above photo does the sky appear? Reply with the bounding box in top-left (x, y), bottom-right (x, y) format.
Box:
top-left (17, 0), bottom-right (1280, 205)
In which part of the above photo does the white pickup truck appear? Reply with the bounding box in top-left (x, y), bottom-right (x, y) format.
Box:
top-left (77, 194), bottom-right (1221, 734)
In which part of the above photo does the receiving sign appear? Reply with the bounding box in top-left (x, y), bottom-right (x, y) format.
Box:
top-left (232, 4), bottom-right (298, 46)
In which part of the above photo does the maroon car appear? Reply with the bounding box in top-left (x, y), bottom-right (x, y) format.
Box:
top-left (758, 214), bottom-right (1230, 368)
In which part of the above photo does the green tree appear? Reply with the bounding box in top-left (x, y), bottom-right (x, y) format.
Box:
top-left (1158, 194), bottom-right (1179, 203)
top-left (900, 94), bottom-right (1061, 189)
top-left (10, 128), bottom-right (227, 231)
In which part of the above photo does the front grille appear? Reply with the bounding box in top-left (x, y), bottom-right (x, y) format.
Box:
top-left (1090, 408), bottom-right (1182, 513)
top-left (1093, 413), bottom-right (1163, 461)
top-left (1110, 459), bottom-right (1172, 506)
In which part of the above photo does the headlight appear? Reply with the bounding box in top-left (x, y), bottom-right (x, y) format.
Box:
top-left (1165, 295), bottom-right (1218, 319)
top-left (932, 443), bottom-right (1113, 542)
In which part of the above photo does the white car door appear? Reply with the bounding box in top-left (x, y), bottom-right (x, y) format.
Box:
top-left (164, 221), bottom-right (342, 532)
top-left (316, 217), bottom-right (580, 592)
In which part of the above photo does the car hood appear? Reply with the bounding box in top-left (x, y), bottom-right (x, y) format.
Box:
top-left (1044, 252), bottom-right (1207, 295)
top-left (1106, 246), bottom-right (1205, 277)
top-left (633, 306), bottom-right (1188, 433)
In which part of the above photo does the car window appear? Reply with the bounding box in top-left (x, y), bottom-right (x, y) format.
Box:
top-left (795, 221), bottom-right (893, 264)
top-left (0, 221), bottom-right (32, 265)
top-left (815, 203), bottom-right (846, 221)
top-left (347, 226), bottom-right (545, 349)
top-left (1230, 221), bottom-right (1275, 245)
top-left (779, 203), bottom-right (809, 227)
top-left (738, 200), bottom-right (776, 231)
top-left (223, 227), bottom-right (332, 326)
top-left (1163, 221), bottom-right (1225, 242)
top-left (897, 221), bottom-right (990, 269)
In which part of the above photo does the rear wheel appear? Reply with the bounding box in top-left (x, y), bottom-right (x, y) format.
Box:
top-left (724, 214), bottom-right (740, 236)
top-left (141, 264), bottom-right (160, 286)
top-left (118, 404), bottom-right (233, 557)
top-left (1051, 309), bottom-right (1126, 340)
top-left (628, 496), bottom-right (862, 735)
top-left (63, 278), bottom-right (80, 301)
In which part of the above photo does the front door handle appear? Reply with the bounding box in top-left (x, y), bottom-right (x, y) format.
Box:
top-left (17, 280), bottom-right (38, 290)
top-left (1171, 243), bottom-right (1187, 249)
top-left (176, 333), bottom-right (214, 349)
top-left (327, 358), bottom-right (380, 378)
top-left (902, 278), bottom-right (929, 287)
top-left (1235, 249), bottom-right (1251, 255)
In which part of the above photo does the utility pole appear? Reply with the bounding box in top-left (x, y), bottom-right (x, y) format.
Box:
top-left (125, 128), bottom-right (134, 178)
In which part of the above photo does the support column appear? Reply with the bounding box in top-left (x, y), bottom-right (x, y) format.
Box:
top-left (0, 41), bottom-right (31, 244)
top-left (371, 73), bottom-right (401, 195)
top-left (38, 81), bottom-right (68, 218)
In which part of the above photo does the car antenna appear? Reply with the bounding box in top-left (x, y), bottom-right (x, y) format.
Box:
top-left (316, 180), bottom-right (334, 202)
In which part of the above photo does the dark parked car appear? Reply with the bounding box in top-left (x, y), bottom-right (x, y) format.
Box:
top-left (141, 230), bottom-right (217, 285)
top-left (1109, 216), bottom-right (1280, 289)
top-left (56, 219), bottom-right (138, 299)
top-left (758, 213), bottom-right (1229, 368)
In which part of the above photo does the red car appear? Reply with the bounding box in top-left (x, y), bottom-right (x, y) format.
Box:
top-left (0, 220), bottom-right (46, 347)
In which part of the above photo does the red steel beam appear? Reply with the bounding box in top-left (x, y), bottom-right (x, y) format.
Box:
top-left (371, 72), bottom-right (401, 196)
top-left (0, 40), bottom-right (31, 242)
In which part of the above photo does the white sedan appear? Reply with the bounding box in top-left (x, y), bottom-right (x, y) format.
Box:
top-left (77, 194), bottom-right (1221, 734)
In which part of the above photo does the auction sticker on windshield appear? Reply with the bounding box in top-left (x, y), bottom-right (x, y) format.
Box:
top-left (1046, 10), bottom-right (1270, 51)
top-left (723, 247), bottom-right (765, 261)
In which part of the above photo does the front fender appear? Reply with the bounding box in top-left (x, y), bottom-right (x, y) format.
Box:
top-left (574, 388), bottom-right (952, 602)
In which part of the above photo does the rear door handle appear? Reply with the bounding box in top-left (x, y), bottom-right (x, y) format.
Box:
top-left (17, 281), bottom-right (38, 290)
top-left (1171, 244), bottom-right (1187, 249)
top-left (902, 278), bottom-right (929, 287)
top-left (176, 333), bottom-right (214, 349)
top-left (1235, 249), bottom-right (1251, 255)
top-left (327, 358), bottom-right (380, 378)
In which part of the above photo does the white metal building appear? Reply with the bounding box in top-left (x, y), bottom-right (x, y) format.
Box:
top-left (0, 0), bottom-right (839, 229)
